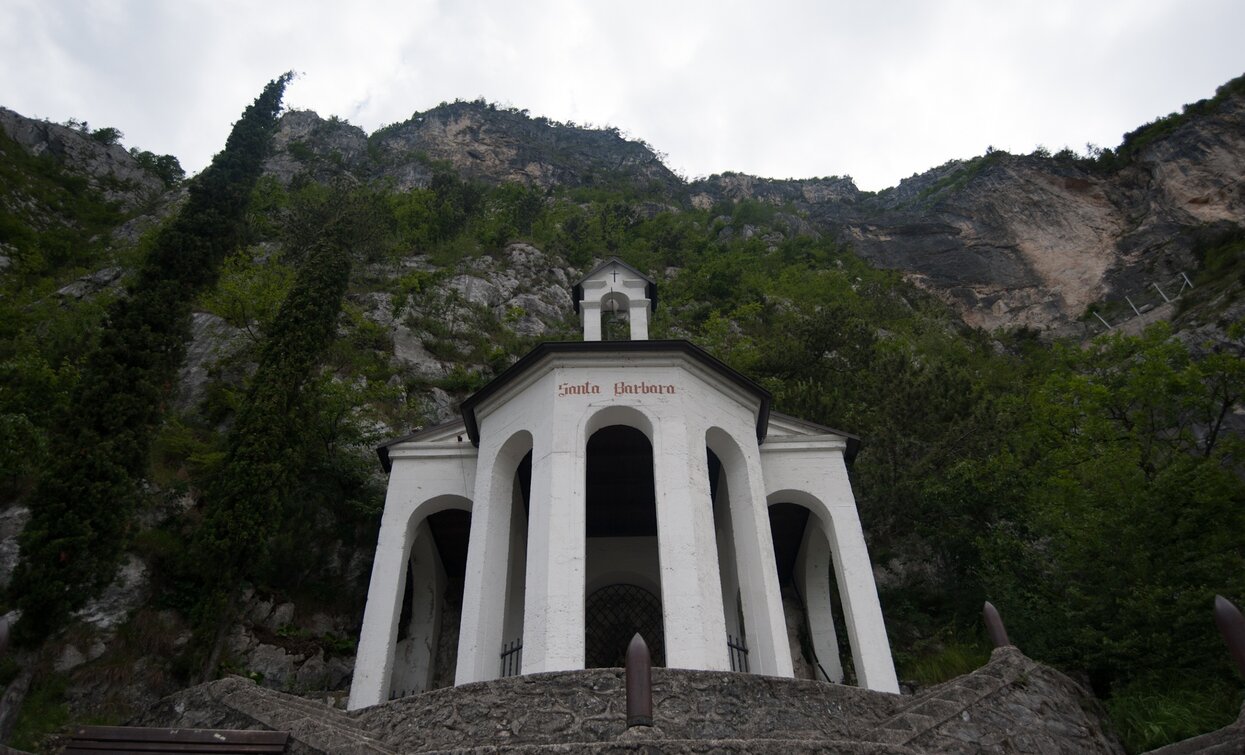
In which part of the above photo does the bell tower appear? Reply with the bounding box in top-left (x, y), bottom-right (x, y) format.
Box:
top-left (573, 258), bottom-right (656, 341)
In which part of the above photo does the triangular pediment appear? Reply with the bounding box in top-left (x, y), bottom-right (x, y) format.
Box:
top-left (766, 412), bottom-right (861, 461)
top-left (376, 418), bottom-right (469, 471)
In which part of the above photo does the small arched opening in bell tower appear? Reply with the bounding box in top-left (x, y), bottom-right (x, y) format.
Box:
top-left (599, 290), bottom-right (631, 341)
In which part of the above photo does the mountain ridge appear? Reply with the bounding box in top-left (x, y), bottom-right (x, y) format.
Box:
top-left (247, 76), bottom-right (1245, 335)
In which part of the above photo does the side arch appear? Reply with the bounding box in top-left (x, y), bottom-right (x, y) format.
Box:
top-left (766, 487), bottom-right (898, 692)
top-left (706, 427), bottom-right (793, 676)
top-left (349, 492), bottom-right (472, 709)
top-left (765, 492), bottom-right (844, 683)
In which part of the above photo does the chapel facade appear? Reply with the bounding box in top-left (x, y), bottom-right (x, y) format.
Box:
top-left (347, 259), bottom-right (899, 710)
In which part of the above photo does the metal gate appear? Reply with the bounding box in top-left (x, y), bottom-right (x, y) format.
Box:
top-left (585, 583), bottom-right (665, 668)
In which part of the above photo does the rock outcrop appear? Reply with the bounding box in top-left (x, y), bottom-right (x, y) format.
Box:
top-left (255, 79), bottom-right (1245, 337)
top-left (0, 107), bottom-right (168, 211)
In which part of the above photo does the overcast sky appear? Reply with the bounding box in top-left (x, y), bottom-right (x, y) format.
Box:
top-left (2, 0), bottom-right (1242, 191)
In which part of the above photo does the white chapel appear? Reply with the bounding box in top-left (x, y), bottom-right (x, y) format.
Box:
top-left (348, 258), bottom-right (900, 710)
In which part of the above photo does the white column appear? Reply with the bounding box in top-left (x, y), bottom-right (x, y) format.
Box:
top-left (456, 438), bottom-right (517, 684)
top-left (652, 421), bottom-right (729, 670)
top-left (582, 300), bottom-right (602, 341)
top-left (794, 518), bottom-right (843, 683)
top-left (628, 298), bottom-right (650, 341)
top-left (348, 503), bottom-right (416, 709)
top-left (522, 427), bottom-right (586, 671)
top-left (822, 458), bottom-right (900, 693)
top-left (727, 441), bottom-right (794, 677)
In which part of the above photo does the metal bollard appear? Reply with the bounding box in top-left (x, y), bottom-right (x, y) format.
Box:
top-left (983, 601), bottom-right (1012, 649)
top-left (625, 633), bottom-right (653, 728)
top-left (1214, 595), bottom-right (1245, 678)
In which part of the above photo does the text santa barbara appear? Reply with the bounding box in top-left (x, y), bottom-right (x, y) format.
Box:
top-left (557, 380), bottom-right (677, 397)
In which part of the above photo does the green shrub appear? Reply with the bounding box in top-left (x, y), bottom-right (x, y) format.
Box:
top-left (1107, 678), bottom-right (1242, 753)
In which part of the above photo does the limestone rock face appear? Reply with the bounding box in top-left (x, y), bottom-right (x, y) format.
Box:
top-left (251, 86), bottom-right (1245, 337)
top-left (265, 109), bottom-right (369, 186)
top-left (369, 102), bottom-right (680, 191)
top-left (264, 102), bottom-right (680, 193)
top-left (0, 107), bottom-right (167, 211)
top-left (686, 89), bottom-right (1245, 336)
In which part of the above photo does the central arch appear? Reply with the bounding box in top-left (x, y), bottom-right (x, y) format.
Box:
top-left (583, 410), bottom-right (664, 665)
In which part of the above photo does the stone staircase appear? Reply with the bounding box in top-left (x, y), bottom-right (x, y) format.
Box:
top-left (129, 675), bottom-right (396, 754)
top-left (134, 648), bottom-right (1124, 753)
top-left (866, 651), bottom-right (1033, 746)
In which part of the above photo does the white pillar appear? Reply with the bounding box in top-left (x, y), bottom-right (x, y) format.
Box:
top-left (582, 300), bottom-right (602, 341)
top-left (522, 428), bottom-right (586, 671)
top-left (823, 459), bottom-right (899, 693)
top-left (718, 434), bottom-right (794, 677)
top-left (795, 518), bottom-right (843, 683)
top-left (628, 298), bottom-right (650, 341)
top-left (456, 436), bottom-right (521, 684)
top-left (652, 421), bottom-right (729, 670)
top-left (348, 503), bottom-right (416, 709)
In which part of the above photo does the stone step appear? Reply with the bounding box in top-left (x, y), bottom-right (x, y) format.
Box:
top-left (452, 737), bottom-right (919, 754)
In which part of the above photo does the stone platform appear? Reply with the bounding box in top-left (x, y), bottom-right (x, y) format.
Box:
top-left (132, 647), bottom-right (1127, 753)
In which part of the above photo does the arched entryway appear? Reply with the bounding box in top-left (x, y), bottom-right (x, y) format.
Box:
top-left (584, 423), bottom-right (664, 665)
top-left (389, 505), bottom-right (472, 699)
top-left (768, 502), bottom-right (849, 683)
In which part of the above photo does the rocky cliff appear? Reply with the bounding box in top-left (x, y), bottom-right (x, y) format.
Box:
top-left (250, 76), bottom-right (1245, 336)
top-left (1, 74), bottom-right (1243, 753)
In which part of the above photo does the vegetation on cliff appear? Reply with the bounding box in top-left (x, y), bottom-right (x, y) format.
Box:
top-left (7, 72), bottom-right (292, 643)
top-left (0, 75), bottom-right (1243, 752)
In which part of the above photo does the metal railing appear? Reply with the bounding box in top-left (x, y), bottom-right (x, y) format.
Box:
top-left (499, 637), bottom-right (523, 677)
top-left (727, 634), bottom-right (750, 672)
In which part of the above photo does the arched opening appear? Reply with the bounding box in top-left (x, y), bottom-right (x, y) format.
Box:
top-left (709, 447), bottom-right (748, 670)
top-left (500, 451), bottom-right (531, 676)
top-left (768, 501), bottom-right (850, 684)
top-left (599, 291), bottom-right (631, 341)
top-left (584, 424), bottom-right (664, 665)
top-left (389, 506), bottom-right (471, 698)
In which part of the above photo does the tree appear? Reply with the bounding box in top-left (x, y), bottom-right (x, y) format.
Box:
top-left (979, 325), bottom-right (1245, 694)
top-left (186, 182), bottom-right (388, 674)
top-left (9, 73), bottom-right (292, 644)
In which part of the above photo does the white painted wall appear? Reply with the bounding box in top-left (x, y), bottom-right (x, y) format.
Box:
top-left (762, 436), bottom-right (900, 693)
top-left (348, 437), bottom-right (475, 709)
top-left (357, 349), bottom-right (897, 701)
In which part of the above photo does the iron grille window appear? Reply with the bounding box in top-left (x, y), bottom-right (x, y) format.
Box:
top-left (499, 637), bottom-right (523, 677)
top-left (585, 583), bottom-right (665, 668)
top-left (727, 634), bottom-right (750, 672)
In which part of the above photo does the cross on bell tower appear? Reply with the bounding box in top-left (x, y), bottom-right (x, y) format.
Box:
top-left (573, 258), bottom-right (657, 341)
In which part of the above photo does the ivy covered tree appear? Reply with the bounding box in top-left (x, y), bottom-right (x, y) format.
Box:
top-left (9, 73), bottom-right (293, 644)
top-left (187, 181), bottom-right (389, 673)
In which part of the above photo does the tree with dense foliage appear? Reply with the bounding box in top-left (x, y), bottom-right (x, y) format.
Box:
top-left (186, 181), bottom-right (389, 674)
top-left (8, 73), bottom-right (292, 644)
top-left (974, 325), bottom-right (1245, 749)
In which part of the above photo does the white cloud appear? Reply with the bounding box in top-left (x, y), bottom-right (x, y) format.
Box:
top-left (1, 0), bottom-right (1240, 190)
